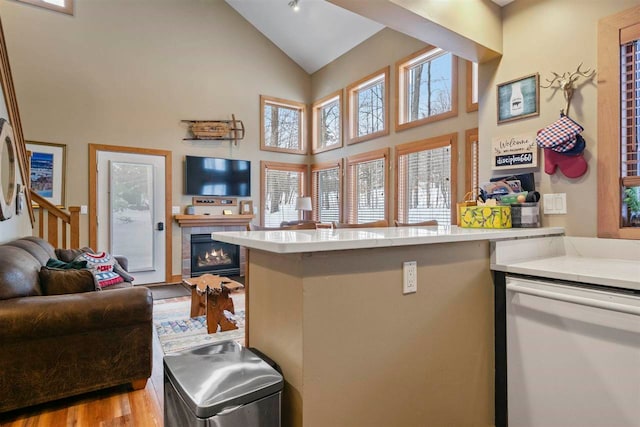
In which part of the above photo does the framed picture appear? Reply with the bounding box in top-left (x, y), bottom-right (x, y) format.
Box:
top-left (239, 200), bottom-right (253, 215)
top-left (26, 141), bottom-right (66, 207)
top-left (497, 73), bottom-right (539, 124)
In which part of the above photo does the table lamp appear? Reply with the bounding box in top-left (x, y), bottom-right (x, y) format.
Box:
top-left (295, 196), bottom-right (312, 220)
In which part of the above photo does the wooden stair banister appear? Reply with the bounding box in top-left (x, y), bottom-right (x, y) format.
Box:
top-left (30, 190), bottom-right (80, 249)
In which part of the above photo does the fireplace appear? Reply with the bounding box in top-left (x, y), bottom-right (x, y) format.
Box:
top-left (190, 234), bottom-right (240, 277)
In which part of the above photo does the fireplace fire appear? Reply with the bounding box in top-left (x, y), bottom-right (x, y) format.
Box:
top-left (191, 234), bottom-right (240, 277)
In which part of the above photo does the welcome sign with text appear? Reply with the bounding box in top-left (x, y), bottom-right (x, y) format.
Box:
top-left (491, 133), bottom-right (538, 170)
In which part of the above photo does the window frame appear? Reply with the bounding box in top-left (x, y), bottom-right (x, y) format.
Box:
top-left (346, 66), bottom-right (390, 145)
top-left (466, 60), bottom-right (479, 112)
top-left (597, 6), bottom-right (640, 239)
top-left (465, 128), bottom-right (479, 200)
top-left (395, 46), bottom-right (458, 132)
top-left (260, 95), bottom-right (307, 155)
top-left (395, 133), bottom-right (458, 225)
top-left (16, 0), bottom-right (73, 15)
top-left (345, 148), bottom-right (390, 224)
top-left (311, 89), bottom-right (343, 154)
top-left (311, 159), bottom-right (343, 223)
top-left (260, 161), bottom-right (308, 226)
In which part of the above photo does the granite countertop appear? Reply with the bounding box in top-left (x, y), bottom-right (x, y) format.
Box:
top-left (491, 236), bottom-right (640, 290)
top-left (211, 226), bottom-right (565, 254)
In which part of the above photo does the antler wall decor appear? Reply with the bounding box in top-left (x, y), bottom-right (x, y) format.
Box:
top-left (540, 63), bottom-right (596, 116)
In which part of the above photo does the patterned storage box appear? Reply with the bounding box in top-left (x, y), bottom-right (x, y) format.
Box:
top-left (459, 206), bottom-right (512, 229)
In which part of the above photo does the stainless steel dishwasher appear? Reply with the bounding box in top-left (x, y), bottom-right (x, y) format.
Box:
top-left (506, 275), bottom-right (640, 426)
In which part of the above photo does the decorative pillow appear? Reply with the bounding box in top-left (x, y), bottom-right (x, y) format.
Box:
top-left (39, 267), bottom-right (97, 295)
top-left (73, 251), bottom-right (124, 289)
top-left (46, 257), bottom-right (88, 270)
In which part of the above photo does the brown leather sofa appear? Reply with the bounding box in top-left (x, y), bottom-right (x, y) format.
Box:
top-left (0, 236), bottom-right (153, 413)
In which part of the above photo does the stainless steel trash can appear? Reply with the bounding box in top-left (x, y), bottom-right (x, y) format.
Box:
top-left (164, 341), bottom-right (283, 427)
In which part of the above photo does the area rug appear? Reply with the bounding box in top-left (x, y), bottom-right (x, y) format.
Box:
top-left (153, 296), bottom-right (245, 354)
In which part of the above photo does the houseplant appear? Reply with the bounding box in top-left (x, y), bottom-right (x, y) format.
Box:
top-left (623, 188), bottom-right (640, 226)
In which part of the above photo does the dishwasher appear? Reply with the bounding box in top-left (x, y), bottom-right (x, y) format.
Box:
top-left (506, 275), bottom-right (640, 426)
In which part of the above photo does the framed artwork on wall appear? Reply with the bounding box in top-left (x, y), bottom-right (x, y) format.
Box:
top-left (497, 73), bottom-right (540, 124)
top-left (26, 141), bottom-right (67, 208)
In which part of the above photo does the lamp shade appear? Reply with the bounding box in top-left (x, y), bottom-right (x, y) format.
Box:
top-left (295, 196), bottom-right (312, 211)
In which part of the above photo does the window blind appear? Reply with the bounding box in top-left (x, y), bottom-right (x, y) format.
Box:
top-left (397, 145), bottom-right (451, 225)
top-left (621, 37), bottom-right (640, 187)
top-left (311, 164), bottom-right (341, 223)
top-left (347, 152), bottom-right (387, 224)
top-left (263, 165), bottom-right (305, 227)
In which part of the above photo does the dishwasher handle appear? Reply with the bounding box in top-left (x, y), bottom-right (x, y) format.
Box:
top-left (507, 281), bottom-right (640, 317)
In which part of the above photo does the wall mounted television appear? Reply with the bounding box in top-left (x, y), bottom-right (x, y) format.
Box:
top-left (185, 156), bottom-right (251, 197)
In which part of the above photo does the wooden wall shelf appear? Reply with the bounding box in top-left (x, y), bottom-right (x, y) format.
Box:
top-left (174, 214), bottom-right (253, 227)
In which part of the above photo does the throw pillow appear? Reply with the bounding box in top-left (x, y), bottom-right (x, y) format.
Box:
top-left (39, 267), bottom-right (97, 295)
top-left (46, 257), bottom-right (88, 270)
top-left (73, 251), bottom-right (124, 289)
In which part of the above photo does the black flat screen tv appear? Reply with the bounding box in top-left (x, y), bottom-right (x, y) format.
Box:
top-left (185, 156), bottom-right (251, 197)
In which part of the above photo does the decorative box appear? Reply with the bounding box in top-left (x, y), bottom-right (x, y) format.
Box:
top-left (459, 206), bottom-right (512, 229)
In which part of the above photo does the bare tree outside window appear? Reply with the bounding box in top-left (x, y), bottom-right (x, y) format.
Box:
top-left (263, 167), bottom-right (304, 227)
top-left (352, 158), bottom-right (386, 223)
top-left (316, 167), bottom-right (340, 222)
top-left (357, 78), bottom-right (385, 137)
top-left (260, 96), bottom-right (306, 154)
top-left (319, 99), bottom-right (340, 149)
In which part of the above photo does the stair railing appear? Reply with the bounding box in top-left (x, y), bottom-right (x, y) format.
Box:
top-left (30, 190), bottom-right (80, 249)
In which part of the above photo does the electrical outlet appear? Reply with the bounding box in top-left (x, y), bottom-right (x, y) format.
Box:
top-left (403, 261), bottom-right (417, 294)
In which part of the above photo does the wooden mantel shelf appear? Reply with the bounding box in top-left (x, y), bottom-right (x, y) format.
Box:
top-left (174, 214), bottom-right (254, 227)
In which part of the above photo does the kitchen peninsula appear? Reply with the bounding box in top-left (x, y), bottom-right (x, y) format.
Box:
top-left (212, 226), bottom-right (564, 427)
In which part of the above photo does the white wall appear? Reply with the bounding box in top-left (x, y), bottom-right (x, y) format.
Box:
top-left (0, 0), bottom-right (310, 274)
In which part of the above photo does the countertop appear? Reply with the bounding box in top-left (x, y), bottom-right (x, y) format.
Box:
top-left (491, 236), bottom-right (640, 290)
top-left (210, 226), bottom-right (565, 254)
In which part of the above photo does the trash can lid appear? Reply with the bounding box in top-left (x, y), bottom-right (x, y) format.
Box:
top-left (164, 341), bottom-right (284, 419)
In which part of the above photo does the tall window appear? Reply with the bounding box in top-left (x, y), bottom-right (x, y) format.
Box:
top-left (261, 161), bottom-right (308, 227)
top-left (16, 0), bottom-right (73, 15)
top-left (396, 134), bottom-right (457, 225)
top-left (465, 128), bottom-right (479, 200)
top-left (311, 160), bottom-right (342, 223)
top-left (347, 67), bottom-right (390, 145)
top-left (466, 60), bottom-right (479, 112)
top-left (260, 95), bottom-right (306, 154)
top-left (396, 47), bottom-right (458, 131)
top-left (312, 90), bottom-right (343, 154)
top-left (346, 148), bottom-right (389, 224)
top-left (598, 7), bottom-right (640, 239)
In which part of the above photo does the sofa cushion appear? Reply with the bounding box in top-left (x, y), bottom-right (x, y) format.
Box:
top-left (0, 246), bottom-right (42, 299)
top-left (74, 252), bottom-right (124, 288)
top-left (39, 267), bottom-right (96, 295)
top-left (5, 239), bottom-right (52, 266)
top-left (46, 258), bottom-right (88, 270)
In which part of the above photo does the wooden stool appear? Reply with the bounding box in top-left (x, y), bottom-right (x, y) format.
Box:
top-left (182, 274), bottom-right (244, 334)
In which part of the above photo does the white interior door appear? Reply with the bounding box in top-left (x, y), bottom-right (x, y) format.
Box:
top-left (97, 151), bottom-right (165, 284)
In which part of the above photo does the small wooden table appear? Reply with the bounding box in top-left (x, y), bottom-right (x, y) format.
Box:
top-left (182, 274), bottom-right (244, 334)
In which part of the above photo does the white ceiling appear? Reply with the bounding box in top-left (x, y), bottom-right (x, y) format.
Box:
top-left (225, 0), bottom-right (384, 74)
top-left (225, 0), bottom-right (513, 75)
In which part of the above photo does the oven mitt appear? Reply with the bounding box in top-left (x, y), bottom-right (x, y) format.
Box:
top-left (544, 148), bottom-right (588, 178)
top-left (537, 115), bottom-right (584, 152)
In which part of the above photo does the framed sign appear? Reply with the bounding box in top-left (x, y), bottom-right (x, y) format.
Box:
top-left (497, 73), bottom-right (539, 124)
top-left (26, 141), bottom-right (66, 207)
top-left (240, 200), bottom-right (253, 215)
top-left (491, 133), bottom-right (538, 170)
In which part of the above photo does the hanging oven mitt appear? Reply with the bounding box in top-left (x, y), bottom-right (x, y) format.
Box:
top-left (536, 115), bottom-right (584, 153)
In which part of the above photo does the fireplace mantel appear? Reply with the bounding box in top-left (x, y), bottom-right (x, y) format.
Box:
top-left (174, 214), bottom-right (253, 227)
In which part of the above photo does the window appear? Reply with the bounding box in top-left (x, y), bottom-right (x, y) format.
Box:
top-left (396, 134), bottom-right (457, 225)
top-left (396, 46), bottom-right (458, 131)
top-left (465, 128), bottom-right (479, 200)
top-left (346, 148), bottom-right (389, 224)
top-left (466, 60), bottom-right (479, 112)
top-left (311, 160), bottom-right (343, 223)
top-left (16, 0), bottom-right (73, 15)
top-left (598, 7), bottom-right (640, 239)
top-left (260, 95), bottom-right (307, 154)
top-left (346, 67), bottom-right (390, 144)
top-left (312, 90), bottom-right (343, 154)
top-left (261, 161), bottom-right (308, 227)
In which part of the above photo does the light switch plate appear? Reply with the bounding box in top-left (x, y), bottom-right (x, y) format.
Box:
top-left (543, 193), bottom-right (567, 214)
top-left (172, 206), bottom-right (181, 215)
top-left (80, 205), bottom-right (88, 215)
